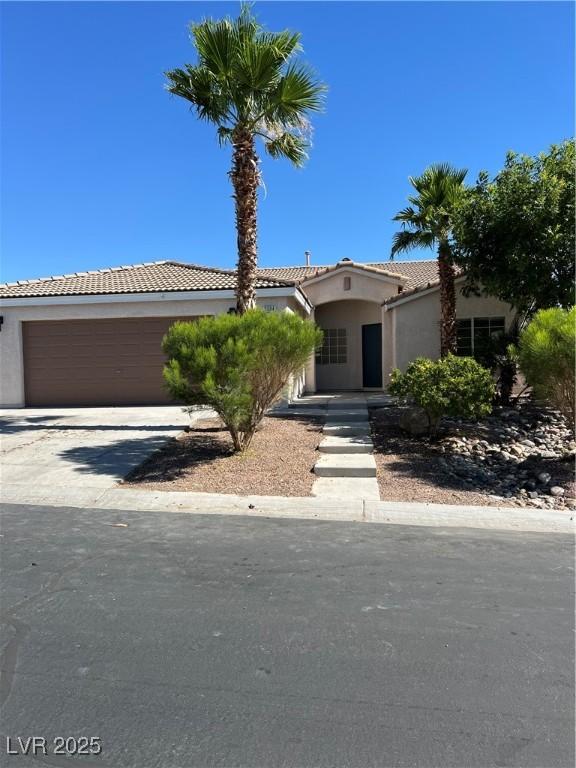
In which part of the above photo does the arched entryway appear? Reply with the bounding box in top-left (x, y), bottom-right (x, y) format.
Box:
top-left (314, 299), bottom-right (383, 390)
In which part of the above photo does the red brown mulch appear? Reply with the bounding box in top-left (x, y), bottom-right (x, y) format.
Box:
top-left (123, 415), bottom-right (322, 497)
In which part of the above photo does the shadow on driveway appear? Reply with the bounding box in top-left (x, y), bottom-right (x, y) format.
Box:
top-left (0, 416), bottom-right (184, 434)
top-left (56, 436), bottom-right (176, 478)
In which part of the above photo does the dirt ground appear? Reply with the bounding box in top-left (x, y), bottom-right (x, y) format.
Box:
top-left (123, 414), bottom-right (322, 497)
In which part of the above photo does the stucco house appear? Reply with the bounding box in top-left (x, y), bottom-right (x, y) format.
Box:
top-left (0, 258), bottom-right (515, 407)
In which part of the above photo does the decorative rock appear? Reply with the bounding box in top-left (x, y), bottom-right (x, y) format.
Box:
top-left (398, 406), bottom-right (431, 437)
top-left (549, 486), bottom-right (565, 497)
top-left (436, 403), bottom-right (571, 510)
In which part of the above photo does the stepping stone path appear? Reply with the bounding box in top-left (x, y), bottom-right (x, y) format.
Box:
top-left (281, 392), bottom-right (394, 501)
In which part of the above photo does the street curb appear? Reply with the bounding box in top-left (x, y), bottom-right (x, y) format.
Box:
top-left (1, 484), bottom-right (573, 533)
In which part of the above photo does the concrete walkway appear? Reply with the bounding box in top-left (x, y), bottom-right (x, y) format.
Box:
top-left (281, 392), bottom-right (390, 501)
top-left (314, 394), bottom-right (378, 499)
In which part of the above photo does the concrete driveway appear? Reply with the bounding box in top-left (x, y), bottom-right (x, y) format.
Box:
top-left (0, 406), bottom-right (194, 494)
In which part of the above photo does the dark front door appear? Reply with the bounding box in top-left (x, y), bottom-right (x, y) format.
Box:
top-left (362, 323), bottom-right (383, 388)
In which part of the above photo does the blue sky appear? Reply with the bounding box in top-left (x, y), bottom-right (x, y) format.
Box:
top-left (1, 1), bottom-right (574, 282)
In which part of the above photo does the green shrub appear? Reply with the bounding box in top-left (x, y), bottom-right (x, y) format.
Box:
top-left (162, 309), bottom-right (323, 452)
top-left (517, 307), bottom-right (575, 426)
top-left (389, 355), bottom-right (495, 436)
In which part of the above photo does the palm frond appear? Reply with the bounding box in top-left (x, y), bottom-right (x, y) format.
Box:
top-left (275, 63), bottom-right (325, 115)
top-left (264, 132), bottom-right (308, 166)
top-left (392, 206), bottom-right (422, 225)
top-left (191, 18), bottom-right (236, 77)
top-left (166, 4), bottom-right (325, 166)
top-left (261, 30), bottom-right (302, 62)
top-left (233, 37), bottom-right (283, 91)
top-left (391, 230), bottom-right (436, 257)
top-left (165, 65), bottom-right (232, 125)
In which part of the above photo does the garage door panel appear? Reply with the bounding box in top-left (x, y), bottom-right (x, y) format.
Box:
top-left (23, 316), bottom-right (200, 406)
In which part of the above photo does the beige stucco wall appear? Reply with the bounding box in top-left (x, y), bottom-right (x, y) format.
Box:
top-left (314, 300), bottom-right (382, 390)
top-left (387, 285), bottom-right (516, 384)
top-left (0, 293), bottom-right (297, 407)
top-left (302, 267), bottom-right (400, 307)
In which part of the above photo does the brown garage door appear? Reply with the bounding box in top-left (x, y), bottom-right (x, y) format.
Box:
top-left (23, 316), bottom-right (199, 406)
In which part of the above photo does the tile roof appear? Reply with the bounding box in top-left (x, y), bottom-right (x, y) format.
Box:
top-left (0, 261), bottom-right (295, 299)
top-left (0, 257), bottom-right (455, 302)
top-left (258, 259), bottom-right (441, 288)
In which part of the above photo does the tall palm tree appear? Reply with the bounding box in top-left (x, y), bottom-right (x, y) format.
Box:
top-left (165, 5), bottom-right (325, 314)
top-left (391, 164), bottom-right (467, 356)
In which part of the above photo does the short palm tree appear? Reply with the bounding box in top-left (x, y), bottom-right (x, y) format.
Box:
top-left (165, 5), bottom-right (325, 314)
top-left (391, 164), bottom-right (467, 356)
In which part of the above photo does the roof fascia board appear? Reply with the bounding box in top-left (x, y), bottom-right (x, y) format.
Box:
top-left (0, 286), bottom-right (297, 308)
top-left (384, 276), bottom-right (467, 310)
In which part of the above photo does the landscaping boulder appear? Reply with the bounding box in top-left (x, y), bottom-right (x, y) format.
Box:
top-left (398, 406), bottom-right (432, 437)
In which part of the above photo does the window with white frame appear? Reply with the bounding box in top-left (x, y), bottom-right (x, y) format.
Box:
top-left (315, 328), bottom-right (347, 365)
top-left (457, 317), bottom-right (505, 357)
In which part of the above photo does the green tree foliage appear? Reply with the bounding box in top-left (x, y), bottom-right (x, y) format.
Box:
top-left (453, 140), bottom-right (575, 314)
top-left (389, 355), bottom-right (495, 437)
top-left (517, 307), bottom-right (575, 426)
top-left (165, 4), bottom-right (325, 313)
top-left (162, 309), bottom-right (323, 452)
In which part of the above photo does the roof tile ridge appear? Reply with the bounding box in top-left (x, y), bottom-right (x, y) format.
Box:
top-left (0, 260), bottom-right (170, 289)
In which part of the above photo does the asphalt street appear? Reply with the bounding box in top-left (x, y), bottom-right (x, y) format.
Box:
top-left (0, 503), bottom-right (573, 768)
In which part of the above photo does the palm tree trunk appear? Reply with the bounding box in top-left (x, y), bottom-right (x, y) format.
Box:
top-left (230, 129), bottom-right (259, 314)
top-left (438, 243), bottom-right (457, 356)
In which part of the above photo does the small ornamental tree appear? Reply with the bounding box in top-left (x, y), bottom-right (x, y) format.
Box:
top-left (453, 140), bottom-right (575, 314)
top-left (517, 307), bottom-right (575, 427)
top-left (162, 309), bottom-right (322, 452)
top-left (389, 355), bottom-right (495, 437)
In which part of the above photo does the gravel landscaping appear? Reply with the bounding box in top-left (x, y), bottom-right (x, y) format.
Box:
top-left (123, 414), bottom-right (322, 497)
top-left (370, 403), bottom-right (575, 510)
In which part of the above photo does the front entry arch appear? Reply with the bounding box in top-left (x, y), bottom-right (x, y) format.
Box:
top-left (314, 300), bottom-right (383, 391)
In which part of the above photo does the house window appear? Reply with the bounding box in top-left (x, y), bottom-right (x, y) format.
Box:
top-left (316, 328), bottom-right (347, 365)
top-left (457, 317), bottom-right (505, 357)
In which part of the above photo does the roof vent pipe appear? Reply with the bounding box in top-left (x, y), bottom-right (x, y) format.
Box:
top-left (304, 250), bottom-right (311, 267)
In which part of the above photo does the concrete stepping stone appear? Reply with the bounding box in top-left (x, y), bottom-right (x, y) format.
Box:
top-left (326, 401), bottom-right (368, 410)
top-left (274, 407), bottom-right (326, 418)
top-left (319, 435), bottom-right (373, 454)
top-left (324, 409), bottom-right (368, 422)
top-left (323, 421), bottom-right (371, 437)
top-left (311, 477), bottom-right (380, 500)
top-left (289, 397), bottom-right (330, 408)
top-left (314, 454), bottom-right (376, 478)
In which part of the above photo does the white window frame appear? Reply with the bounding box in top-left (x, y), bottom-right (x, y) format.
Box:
top-left (315, 328), bottom-right (347, 365)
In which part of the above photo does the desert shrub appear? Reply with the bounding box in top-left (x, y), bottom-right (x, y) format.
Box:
top-left (162, 309), bottom-right (322, 452)
top-left (517, 307), bottom-right (575, 426)
top-left (389, 355), bottom-right (495, 436)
